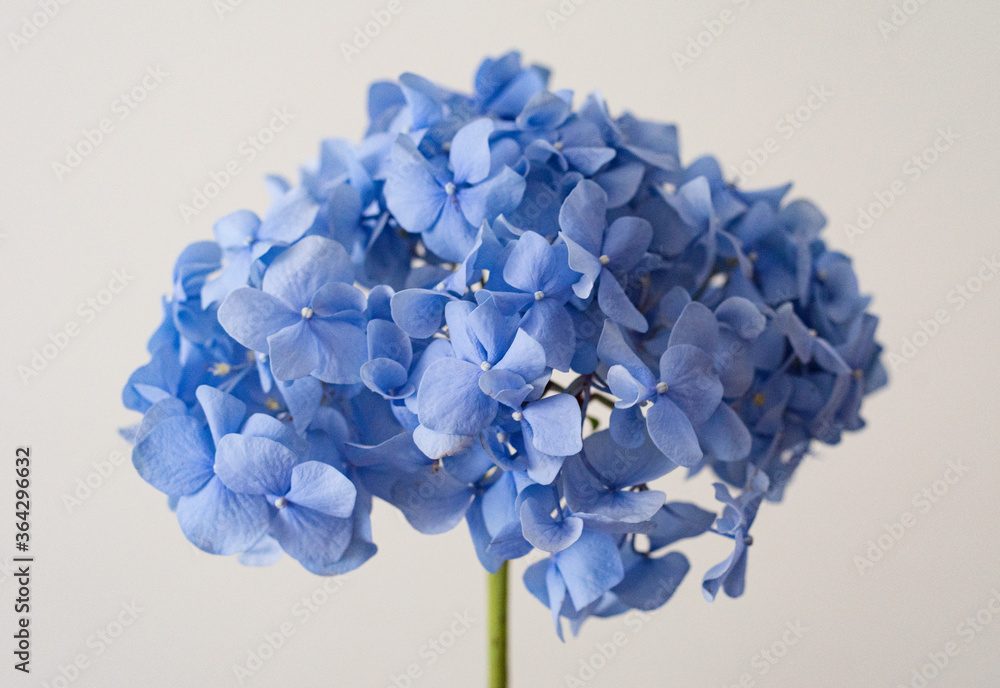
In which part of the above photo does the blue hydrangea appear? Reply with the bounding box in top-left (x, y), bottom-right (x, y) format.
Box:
top-left (123, 51), bottom-right (886, 639)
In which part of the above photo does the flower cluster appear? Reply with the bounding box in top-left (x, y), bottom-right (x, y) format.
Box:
top-left (123, 52), bottom-right (886, 638)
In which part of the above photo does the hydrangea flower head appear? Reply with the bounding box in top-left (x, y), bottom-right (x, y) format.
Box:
top-left (123, 51), bottom-right (886, 639)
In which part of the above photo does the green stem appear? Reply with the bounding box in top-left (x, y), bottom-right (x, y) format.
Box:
top-left (488, 561), bottom-right (509, 688)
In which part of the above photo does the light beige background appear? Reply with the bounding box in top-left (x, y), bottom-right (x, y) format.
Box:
top-left (1, 1), bottom-right (998, 686)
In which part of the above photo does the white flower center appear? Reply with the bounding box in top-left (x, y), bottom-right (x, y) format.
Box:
top-left (656, 381), bottom-right (669, 395)
top-left (274, 497), bottom-right (288, 509)
top-left (480, 361), bottom-right (492, 371)
top-left (553, 140), bottom-right (564, 151)
top-left (599, 254), bottom-right (611, 266)
top-left (511, 411), bottom-right (524, 422)
top-left (534, 290), bottom-right (545, 301)
top-left (301, 307), bottom-right (314, 319)
top-left (444, 182), bottom-right (457, 196)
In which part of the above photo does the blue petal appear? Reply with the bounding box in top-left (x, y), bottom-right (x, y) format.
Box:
top-left (176, 476), bottom-right (270, 555)
top-left (271, 504), bottom-right (352, 573)
top-left (195, 385), bottom-right (246, 446)
top-left (495, 329), bottom-right (547, 381)
top-left (613, 551), bottom-right (689, 611)
top-left (456, 166), bottom-right (526, 227)
top-left (367, 319), bottom-right (412, 368)
top-left (468, 297), bottom-right (520, 364)
top-left (479, 368), bottom-right (533, 408)
top-left (702, 537), bottom-right (747, 601)
top-left (286, 461), bottom-right (356, 518)
top-left (403, 339), bottom-right (455, 414)
top-left (391, 288), bottom-right (453, 339)
top-left (417, 357), bottom-right (498, 435)
top-left (267, 321), bottom-right (319, 381)
top-left (412, 424), bottom-right (476, 460)
top-left (441, 442), bottom-right (494, 483)
top-left (659, 344), bottom-right (723, 424)
top-left (546, 562), bottom-right (568, 641)
top-left (481, 470), bottom-right (521, 535)
top-left (520, 494), bottom-right (583, 552)
top-left (238, 534), bottom-right (283, 567)
top-left (597, 267), bottom-right (648, 333)
top-left (583, 428), bottom-right (675, 487)
top-left (595, 162), bottom-right (644, 207)
top-left (715, 297), bottom-right (766, 339)
top-left (520, 300), bottom-right (575, 372)
top-left (309, 320), bottom-right (368, 385)
top-left (698, 403), bottom-right (752, 462)
top-left (212, 209), bottom-right (259, 249)
top-left (258, 187), bottom-right (319, 244)
top-left (308, 490), bottom-right (377, 575)
top-left (346, 430), bottom-right (434, 470)
top-left (218, 288), bottom-right (298, 352)
top-left (389, 465), bottom-right (474, 534)
top-left (601, 216), bottom-right (652, 271)
top-left (516, 91), bottom-right (571, 130)
top-left (467, 496), bottom-right (507, 574)
top-left (262, 236), bottom-right (354, 309)
top-left (668, 302), bottom-right (719, 355)
top-left (596, 321), bottom-right (656, 390)
top-left (647, 502), bottom-right (716, 550)
top-left (384, 136), bottom-right (447, 234)
top-left (502, 230), bottom-right (552, 294)
top-left (559, 179), bottom-right (607, 256)
top-left (238, 413), bottom-right (309, 457)
top-left (561, 232), bottom-right (602, 299)
top-left (555, 530), bottom-right (625, 610)
top-left (609, 405), bottom-right (646, 448)
top-left (449, 118), bottom-right (494, 185)
top-left (274, 376), bottom-right (324, 434)
top-left (201, 250), bottom-right (254, 307)
top-left (562, 145), bottom-right (616, 175)
top-left (646, 397), bottom-right (702, 467)
top-left (311, 282), bottom-right (366, 317)
top-left (214, 434), bottom-right (299, 496)
top-left (423, 199), bottom-right (477, 262)
top-left (520, 424), bottom-right (565, 485)
top-left (522, 394), bottom-right (582, 456)
top-left (444, 299), bottom-right (484, 363)
top-left (361, 358), bottom-right (411, 398)
top-left (132, 416), bottom-right (214, 496)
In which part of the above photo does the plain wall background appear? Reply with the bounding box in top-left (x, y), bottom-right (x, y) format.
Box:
top-left (1, 1), bottom-right (998, 686)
